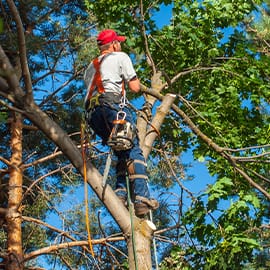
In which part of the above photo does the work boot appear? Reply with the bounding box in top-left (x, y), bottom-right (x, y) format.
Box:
top-left (115, 188), bottom-right (127, 206)
top-left (134, 195), bottom-right (159, 217)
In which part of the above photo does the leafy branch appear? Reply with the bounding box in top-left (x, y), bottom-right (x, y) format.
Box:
top-left (141, 86), bottom-right (270, 200)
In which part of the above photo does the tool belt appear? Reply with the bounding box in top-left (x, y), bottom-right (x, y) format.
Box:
top-left (85, 92), bottom-right (122, 111)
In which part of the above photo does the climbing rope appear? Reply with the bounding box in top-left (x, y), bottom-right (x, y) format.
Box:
top-left (80, 121), bottom-right (95, 258)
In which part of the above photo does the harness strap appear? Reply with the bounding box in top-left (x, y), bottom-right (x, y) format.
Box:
top-left (126, 159), bottom-right (148, 181)
top-left (86, 57), bottom-right (106, 101)
top-left (121, 77), bottom-right (125, 96)
top-left (128, 174), bottom-right (148, 180)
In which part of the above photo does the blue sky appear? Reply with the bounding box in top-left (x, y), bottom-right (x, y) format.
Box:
top-left (152, 3), bottom-right (173, 28)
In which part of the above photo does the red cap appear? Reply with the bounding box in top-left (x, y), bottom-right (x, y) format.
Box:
top-left (97, 29), bottom-right (126, 46)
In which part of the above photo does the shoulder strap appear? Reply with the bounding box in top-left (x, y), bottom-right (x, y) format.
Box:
top-left (86, 57), bottom-right (105, 100)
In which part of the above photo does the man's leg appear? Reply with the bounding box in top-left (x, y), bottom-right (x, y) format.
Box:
top-left (89, 105), bottom-right (158, 216)
top-left (126, 139), bottom-right (159, 217)
top-left (114, 159), bottom-right (128, 205)
top-left (88, 105), bottom-right (117, 144)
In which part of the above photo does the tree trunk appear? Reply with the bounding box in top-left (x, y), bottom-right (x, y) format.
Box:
top-left (6, 112), bottom-right (24, 270)
top-left (142, 93), bottom-right (176, 159)
top-left (137, 72), bottom-right (163, 146)
top-left (127, 218), bottom-right (156, 270)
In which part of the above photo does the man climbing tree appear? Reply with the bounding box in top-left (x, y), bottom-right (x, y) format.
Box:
top-left (84, 29), bottom-right (159, 217)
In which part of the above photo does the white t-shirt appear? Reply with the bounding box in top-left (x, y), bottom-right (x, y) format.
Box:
top-left (84, 52), bottom-right (137, 102)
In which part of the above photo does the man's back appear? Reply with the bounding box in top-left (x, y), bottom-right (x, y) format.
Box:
top-left (84, 52), bottom-right (137, 98)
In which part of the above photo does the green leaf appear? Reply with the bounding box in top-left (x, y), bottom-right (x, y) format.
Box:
top-left (197, 156), bottom-right (205, 162)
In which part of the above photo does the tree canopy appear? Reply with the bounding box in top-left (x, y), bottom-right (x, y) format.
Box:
top-left (0, 0), bottom-right (269, 269)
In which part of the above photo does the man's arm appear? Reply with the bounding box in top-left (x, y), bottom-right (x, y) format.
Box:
top-left (121, 53), bottom-right (140, 93)
top-left (128, 77), bottom-right (140, 93)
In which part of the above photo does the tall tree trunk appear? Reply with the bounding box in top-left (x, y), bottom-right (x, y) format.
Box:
top-left (127, 218), bottom-right (156, 270)
top-left (137, 72), bottom-right (163, 146)
top-left (6, 112), bottom-right (23, 270)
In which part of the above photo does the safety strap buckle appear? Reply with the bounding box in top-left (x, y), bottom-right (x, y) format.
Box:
top-left (86, 94), bottom-right (101, 111)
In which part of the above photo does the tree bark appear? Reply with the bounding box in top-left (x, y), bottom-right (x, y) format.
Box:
top-left (142, 94), bottom-right (176, 159)
top-left (137, 72), bottom-right (163, 146)
top-left (127, 218), bottom-right (156, 270)
top-left (6, 112), bottom-right (24, 270)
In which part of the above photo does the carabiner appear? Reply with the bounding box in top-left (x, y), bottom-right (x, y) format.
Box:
top-left (119, 95), bottom-right (126, 109)
top-left (116, 110), bottom-right (126, 120)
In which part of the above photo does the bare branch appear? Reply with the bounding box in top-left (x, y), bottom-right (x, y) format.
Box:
top-left (224, 144), bottom-right (270, 152)
top-left (20, 164), bottom-right (72, 206)
top-left (6, 0), bottom-right (33, 97)
top-left (21, 150), bottom-right (64, 169)
top-left (22, 216), bottom-right (92, 254)
top-left (38, 68), bottom-right (83, 107)
top-left (242, 165), bottom-right (270, 184)
top-left (140, 0), bottom-right (156, 74)
top-left (233, 163), bottom-right (270, 199)
top-left (23, 237), bottom-right (125, 262)
top-left (162, 149), bottom-right (194, 199)
top-left (0, 156), bottom-right (12, 166)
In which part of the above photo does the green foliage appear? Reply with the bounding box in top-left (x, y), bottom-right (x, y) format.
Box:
top-left (1, 0), bottom-right (270, 269)
top-left (206, 177), bottom-right (234, 209)
top-left (160, 246), bottom-right (191, 270)
top-left (83, 0), bottom-right (269, 268)
top-left (179, 182), bottom-right (266, 269)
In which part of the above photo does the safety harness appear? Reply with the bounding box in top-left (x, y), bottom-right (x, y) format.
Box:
top-left (85, 54), bottom-right (124, 109)
top-left (85, 56), bottom-right (106, 110)
top-left (85, 54), bottom-right (136, 151)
